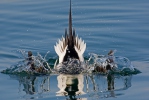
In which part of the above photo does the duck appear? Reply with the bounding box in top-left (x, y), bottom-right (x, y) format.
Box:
top-left (54, 0), bottom-right (86, 74)
top-left (54, 0), bottom-right (86, 65)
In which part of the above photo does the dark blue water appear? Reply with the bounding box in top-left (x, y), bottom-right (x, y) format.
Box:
top-left (0, 0), bottom-right (149, 100)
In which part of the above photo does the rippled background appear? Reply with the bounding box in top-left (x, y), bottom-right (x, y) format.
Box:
top-left (0, 0), bottom-right (149, 100)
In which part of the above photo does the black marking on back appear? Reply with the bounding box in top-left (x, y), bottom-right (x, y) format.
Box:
top-left (63, 0), bottom-right (79, 62)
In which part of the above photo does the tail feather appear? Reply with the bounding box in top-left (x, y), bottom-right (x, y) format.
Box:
top-left (54, 0), bottom-right (86, 63)
top-left (69, 0), bottom-right (72, 41)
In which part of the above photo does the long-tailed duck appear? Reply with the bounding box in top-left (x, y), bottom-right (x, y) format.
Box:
top-left (54, 0), bottom-right (86, 74)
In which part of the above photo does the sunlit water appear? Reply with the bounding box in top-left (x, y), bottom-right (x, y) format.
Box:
top-left (0, 0), bottom-right (149, 100)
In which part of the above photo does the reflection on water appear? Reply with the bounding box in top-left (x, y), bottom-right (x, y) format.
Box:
top-left (86, 74), bottom-right (132, 99)
top-left (56, 74), bottom-right (85, 96)
top-left (9, 73), bottom-right (132, 100)
top-left (9, 75), bottom-right (50, 99)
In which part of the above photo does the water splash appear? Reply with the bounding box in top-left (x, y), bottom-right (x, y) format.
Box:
top-left (0, 50), bottom-right (141, 100)
top-left (1, 50), bottom-right (141, 75)
top-left (87, 52), bottom-right (141, 75)
top-left (55, 59), bottom-right (86, 74)
top-left (1, 50), bottom-right (52, 75)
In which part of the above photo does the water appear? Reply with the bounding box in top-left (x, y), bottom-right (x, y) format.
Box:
top-left (0, 0), bottom-right (149, 100)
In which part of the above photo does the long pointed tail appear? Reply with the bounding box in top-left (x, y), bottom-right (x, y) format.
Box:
top-left (68, 0), bottom-right (73, 47)
top-left (54, 0), bottom-right (86, 63)
top-left (69, 0), bottom-right (72, 38)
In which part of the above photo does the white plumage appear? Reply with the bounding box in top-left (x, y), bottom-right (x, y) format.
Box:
top-left (54, 0), bottom-right (86, 74)
top-left (54, 35), bottom-right (86, 63)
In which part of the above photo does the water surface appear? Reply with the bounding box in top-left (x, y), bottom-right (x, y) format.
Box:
top-left (0, 0), bottom-right (149, 100)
